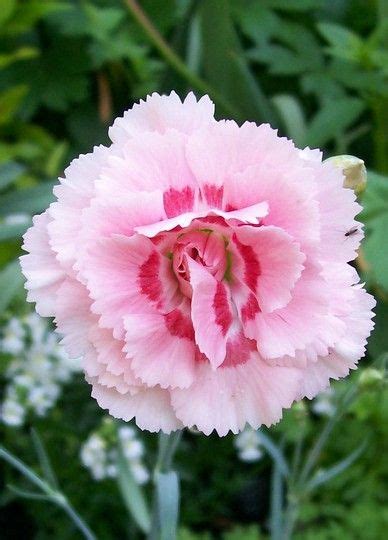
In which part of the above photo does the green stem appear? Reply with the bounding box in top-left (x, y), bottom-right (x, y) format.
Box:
top-left (57, 496), bottom-right (97, 540)
top-left (148, 431), bottom-right (182, 540)
top-left (123, 0), bottom-right (239, 118)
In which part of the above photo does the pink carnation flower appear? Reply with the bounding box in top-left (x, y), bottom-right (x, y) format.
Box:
top-left (20, 92), bottom-right (375, 435)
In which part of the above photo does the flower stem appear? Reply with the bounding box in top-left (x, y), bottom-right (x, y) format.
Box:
top-left (123, 0), bottom-right (239, 119)
top-left (148, 431), bottom-right (182, 540)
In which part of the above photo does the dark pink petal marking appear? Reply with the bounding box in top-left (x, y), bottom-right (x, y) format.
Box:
top-left (163, 186), bottom-right (195, 218)
top-left (164, 309), bottom-right (195, 340)
top-left (203, 184), bottom-right (224, 208)
top-left (138, 251), bottom-right (162, 302)
top-left (233, 234), bottom-right (261, 291)
top-left (221, 331), bottom-right (256, 368)
top-left (213, 281), bottom-right (233, 336)
top-left (241, 293), bottom-right (261, 324)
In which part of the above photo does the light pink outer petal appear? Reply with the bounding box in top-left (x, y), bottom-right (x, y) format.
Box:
top-left (228, 164), bottom-right (320, 248)
top-left (123, 312), bottom-right (196, 389)
top-left (310, 160), bottom-right (363, 262)
top-left (250, 264), bottom-right (345, 360)
top-left (48, 145), bottom-right (109, 269)
top-left (54, 278), bottom-right (94, 358)
top-left (90, 379), bottom-right (183, 433)
top-left (171, 354), bottom-right (301, 436)
top-left (109, 91), bottom-right (215, 143)
top-left (98, 129), bottom-right (197, 198)
top-left (20, 211), bottom-right (65, 317)
top-left (298, 285), bottom-right (376, 399)
top-left (186, 120), bottom-right (297, 207)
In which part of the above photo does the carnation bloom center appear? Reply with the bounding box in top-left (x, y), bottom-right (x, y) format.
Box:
top-left (171, 228), bottom-right (228, 297)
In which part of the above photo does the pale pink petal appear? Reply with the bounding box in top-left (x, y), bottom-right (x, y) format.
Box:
top-left (90, 378), bottom-right (182, 433)
top-left (88, 325), bottom-right (141, 388)
top-left (171, 354), bottom-right (301, 436)
top-left (98, 129), bottom-right (197, 198)
top-left (123, 309), bottom-right (196, 389)
top-left (80, 234), bottom-right (179, 339)
top-left (233, 225), bottom-right (305, 313)
top-left (313, 160), bottom-right (363, 262)
top-left (54, 278), bottom-right (94, 358)
top-left (188, 258), bottom-right (233, 368)
top-left (186, 121), bottom-right (297, 207)
top-left (226, 164), bottom-right (320, 248)
top-left (48, 145), bottom-right (109, 269)
top-left (109, 91), bottom-right (215, 143)
top-left (135, 203), bottom-right (268, 238)
top-left (20, 211), bottom-right (65, 317)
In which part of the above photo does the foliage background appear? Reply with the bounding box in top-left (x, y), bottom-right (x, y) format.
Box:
top-left (0, 0), bottom-right (387, 538)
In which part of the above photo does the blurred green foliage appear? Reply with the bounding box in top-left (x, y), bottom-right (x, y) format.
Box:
top-left (1, 0), bottom-right (387, 539)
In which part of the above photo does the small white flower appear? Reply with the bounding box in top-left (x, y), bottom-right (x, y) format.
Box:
top-left (312, 388), bottom-right (336, 417)
top-left (1, 318), bottom-right (25, 355)
top-left (3, 213), bottom-right (30, 225)
top-left (1, 399), bottom-right (25, 426)
top-left (106, 464), bottom-right (118, 478)
top-left (235, 427), bottom-right (263, 463)
top-left (131, 461), bottom-right (149, 485)
top-left (118, 426), bottom-right (136, 441)
top-left (122, 439), bottom-right (144, 460)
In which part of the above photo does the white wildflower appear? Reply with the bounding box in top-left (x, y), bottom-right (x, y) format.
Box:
top-left (1, 399), bottom-right (25, 426)
top-left (1, 318), bottom-right (25, 355)
top-left (235, 427), bottom-right (263, 463)
top-left (312, 388), bottom-right (336, 417)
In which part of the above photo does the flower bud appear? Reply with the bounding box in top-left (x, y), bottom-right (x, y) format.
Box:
top-left (358, 368), bottom-right (384, 389)
top-left (325, 155), bottom-right (367, 194)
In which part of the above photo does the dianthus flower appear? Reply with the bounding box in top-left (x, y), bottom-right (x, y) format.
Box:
top-left (20, 92), bottom-right (375, 435)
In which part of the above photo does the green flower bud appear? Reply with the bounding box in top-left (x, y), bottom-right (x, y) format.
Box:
top-left (358, 368), bottom-right (384, 389)
top-left (325, 155), bottom-right (367, 194)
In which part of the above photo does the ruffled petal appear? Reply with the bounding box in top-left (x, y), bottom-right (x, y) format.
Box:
top-left (20, 211), bottom-right (65, 317)
top-left (109, 91), bottom-right (215, 143)
top-left (171, 354), bottom-right (301, 436)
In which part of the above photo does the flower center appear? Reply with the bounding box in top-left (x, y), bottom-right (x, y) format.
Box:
top-left (171, 229), bottom-right (227, 297)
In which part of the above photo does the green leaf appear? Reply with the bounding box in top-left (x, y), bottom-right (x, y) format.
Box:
top-left (4, 0), bottom-right (70, 35)
top-left (0, 181), bottom-right (55, 218)
top-left (0, 0), bottom-right (16, 27)
top-left (198, 0), bottom-right (276, 123)
top-left (305, 97), bottom-right (365, 147)
top-left (0, 47), bottom-right (38, 69)
top-left (264, 0), bottom-right (324, 10)
top-left (155, 471), bottom-right (180, 540)
top-left (0, 221), bottom-right (29, 241)
top-left (317, 22), bottom-right (364, 62)
top-left (0, 86), bottom-right (28, 124)
top-left (306, 439), bottom-right (368, 491)
top-left (272, 94), bottom-right (307, 146)
top-left (360, 171), bottom-right (388, 290)
top-left (116, 440), bottom-right (151, 534)
top-left (31, 429), bottom-right (59, 490)
top-left (0, 260), bottom-right (24, 312)
top-left (0, 162), bottom-right (26, 191)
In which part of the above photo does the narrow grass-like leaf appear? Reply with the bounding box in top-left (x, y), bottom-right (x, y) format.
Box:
top-left (0, 162), bottom-right (25, 191)
top-left (155, 471), bottom-right (179, 540)
top-left (31, 428), bottom-right (59, 490)
top-left (0, 260), bottom-right (24, 312)
top-left (0, 181), bottom-right (55, 218)
top-left (257, 431), bottom-right (289, 478)
top-left (272, 94), bottom-right (307, 146)
top-left (116, 440), bottom-right (151, 534)
top-left (306, 439), bottom-right (368, 492)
